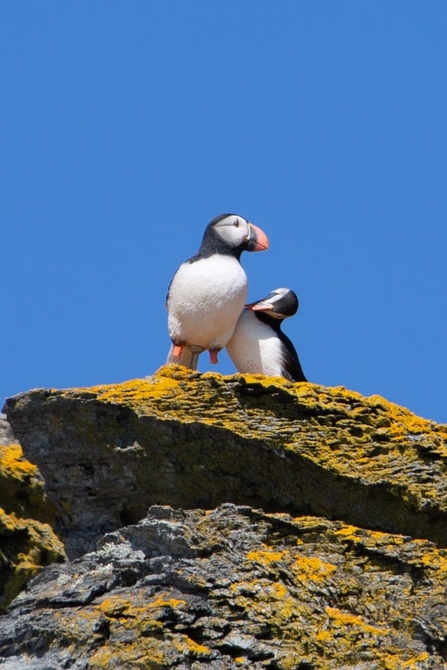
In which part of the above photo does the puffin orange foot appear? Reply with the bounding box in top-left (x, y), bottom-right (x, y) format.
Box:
top-left (209, 350), bottom-right (219, 365)
top-left (172, 344), bottom-right (184, 358)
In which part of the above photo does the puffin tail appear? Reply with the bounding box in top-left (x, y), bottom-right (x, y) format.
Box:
top-left (166, 344), bottom-right (200, 370)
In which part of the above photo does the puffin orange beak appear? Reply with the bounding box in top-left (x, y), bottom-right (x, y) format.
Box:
top-left (246, 223), bottom-right (269, 252)
top-left (244, 299), bottom-right (275, 311)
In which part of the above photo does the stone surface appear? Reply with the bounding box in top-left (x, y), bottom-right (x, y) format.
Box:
top-left (0, 417), bottom-right (65, 611)
top-left (4, 366), bottom-right (447, 558)
top-left (0, 414), bottom-right (16, 446)
top-left (1, 504), bottom-right (446, 668)
top-left (0, 507), bottom-right (64, 612)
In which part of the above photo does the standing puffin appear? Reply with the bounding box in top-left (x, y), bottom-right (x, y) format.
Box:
top-left (166, 213), bottom-right (269, 369)
top-left (226, 287), bottom-right (307, 382)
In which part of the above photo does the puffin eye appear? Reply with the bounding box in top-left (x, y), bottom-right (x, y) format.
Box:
top-left (233, 218), bottom-right (240, 227)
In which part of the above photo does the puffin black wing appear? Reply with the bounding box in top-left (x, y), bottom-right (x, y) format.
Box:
top-left (278, 330), bottom-right (307, 382)
top-left (254, 310), bottom-right (307, 382)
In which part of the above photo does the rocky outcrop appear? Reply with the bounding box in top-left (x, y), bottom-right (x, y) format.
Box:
top-left (0, 417), bottom-right (65, 611)
top-left (4, 366), bottom-right (447, 558)
top-left (1, 504), bottom-right (447, 669)
top-left (1, 366), bottom-right (447, 667)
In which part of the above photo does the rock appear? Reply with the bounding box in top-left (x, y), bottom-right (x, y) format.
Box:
top-left (0, 414), bottom-right (16, 446)
top-left (1, 504), bottom-right (446, 668)
top-left (4, 366), bottom-right (447, 558)
top-left (0, 423), bottom-right (65, 611)
top-left (0, 508), bottom-right (65, 613)
top-left (0, 440), bottom-right (55, 525)
top-left (2, 366), bottom-right (447, 667)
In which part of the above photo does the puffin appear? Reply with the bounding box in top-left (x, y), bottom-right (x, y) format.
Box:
top-left (226, 287), bottom-right (307, 382)
top-left (166, 213), bottom-right (269, 369)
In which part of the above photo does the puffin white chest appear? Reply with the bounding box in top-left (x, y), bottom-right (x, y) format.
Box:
top-left (168, 254), bottom-right (247, 350)
top-left (226, 311), bottom-right (288, 377)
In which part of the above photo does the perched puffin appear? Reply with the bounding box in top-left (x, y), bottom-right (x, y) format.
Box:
top-left (226, 287), bottom-right (307, 382)
top-left (166, 213), bottom-right (269, 369)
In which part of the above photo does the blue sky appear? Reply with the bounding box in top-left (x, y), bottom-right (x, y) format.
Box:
top-left (1, 3), bottom-right (446, 424)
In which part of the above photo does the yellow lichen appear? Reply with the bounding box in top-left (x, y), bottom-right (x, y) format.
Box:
top-left (419, 552), bottom-right (447, 572)
top-left (89, 641), bottom-right (166, 669)
top-left (273, 595), bottom-right (304, 621)
top-left (246, 548), bottom-right (285, 565)
top-left (247, 547), bottom-right (336, 585)
top-left (315, 629), bottom-right (332, 643)
top-left (293, 555), bottom-right (337, 583)
top-left (148, 597), bottom-right (186, 610)
top-left (333, 524), bottom-right (362, 539)
top-left (334, 524), bottom-right (407, 549)
top-left (172, 635), bottom-right (211, 656)
top-left (0, 506), bottom-right (20, 531)
top-left (97, 596), bottom-right (131, 617)
top-left (325, 606), bottom-right (385, 635)
top-left (0, 507), bottom-right (65, 610)
top-left (383, 652), bottom-right (430, 669)
top-left (264, 581), bottom-right (288, 600)
top-left (0, 443), bottom-right (38, 477)
top-left (92, 375), bottom-right (180, 404)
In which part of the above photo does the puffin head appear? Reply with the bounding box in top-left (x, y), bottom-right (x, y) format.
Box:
top-left (200, 213), bottom-right (269, 258)
top-left (245, 287), bottom-right (299, 320)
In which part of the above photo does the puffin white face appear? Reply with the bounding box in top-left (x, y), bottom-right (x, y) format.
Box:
top-left (209, 214), bottom-right (269, 253)
top-left (212, 215), bottom-right (251, 248)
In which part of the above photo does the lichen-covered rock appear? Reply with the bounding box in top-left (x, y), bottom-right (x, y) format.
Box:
top-left (4, 366), bottom-right (447, 558)
top-left (0, 441), bottom-right (55, 524)
top-left (0, 419), bottom-right (65, 611)
top-left (0, 508), bottom-right (65, 612)
top-left (1, 504), bottom-right (447, 668)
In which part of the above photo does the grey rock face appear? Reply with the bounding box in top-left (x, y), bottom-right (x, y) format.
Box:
top-left (1, 504), bottom-right (447, 669)
top-left (0, 414), bottom-right (16, 446)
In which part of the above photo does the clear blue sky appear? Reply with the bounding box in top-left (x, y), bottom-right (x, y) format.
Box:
top-left (1, 3), bottom-right (446, 424)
